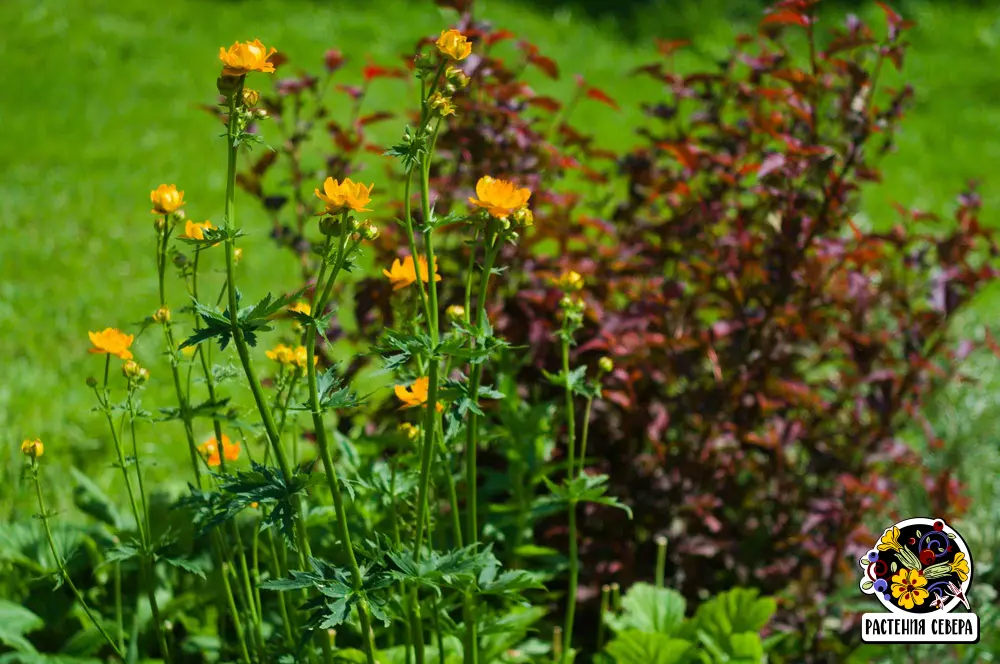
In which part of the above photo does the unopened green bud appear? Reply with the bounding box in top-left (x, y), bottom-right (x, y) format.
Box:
top-left (598, 356), bottom-right (614, 373)
top-left (446, 304), bottom-right (465, 322)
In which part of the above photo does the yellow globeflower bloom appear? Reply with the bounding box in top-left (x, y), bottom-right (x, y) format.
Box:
top-left (199, 434), bottom-right (241, 467)
top-left (219, 39), bottom-right (278, 76)
top-left (468, 175), bottom-right (531, 219)
top-left (383, 255), bottom-right (441, 291)
top-left (394, 376), bottom-right (442, 410)
top-left (292, 345), bottom-right (317, 370)
top-left (398, 422), bottom-right (420, 442)
top-left (314, 177), bottom-right (374, 214)
top-left (150, 184), bottom-right (185, 215)
top-left (891, 568), bottom-right (929, 610)
top-left (436, 29), bottom-right (472, 61)
top-left (21, 438), bottom-right (44, 458)
top-left (88, 328), bottom-right (134, 360)
top-left (265, 343), bottom-right (295, 365)
top-left (180, 220), bottom-right (215, 240)
top-left (553, 270), bottom-right (584, 292)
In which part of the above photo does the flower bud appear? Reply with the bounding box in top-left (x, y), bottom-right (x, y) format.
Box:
top-left (399, 422), bottom-right (420, 443)
top-left (137, 367), bottom-right (151, 385)
top-left (242, 88), bottom-right (260, 107)
top-left (171, 209), bottom-right (186, 223)
top-left (153, 306), bottom-right (171, 324)
top-left (359, 221), bottom-right (379, 241)
top-left (21, 438), bottom-right (44, 459)
top-left (445, 66), bottom-right (470, 89)
top-left (512, 207), bottom-right (534, 228)
top-left (554, 270), bottom-right (584, 292)
top-left (414, 52), bottom-right (435, 70)
top-left (154, 217), bottom-right (167, 233)
top-left (173, 253), bottom-right (189, 268)
top-left (217, 75), bottom-right (242, 99)
top-left (122, 360), bottom-right (142, 380)
top-left (254, 108), bottom-right (269, 120)
top-left (598, 356), bottom-right (614, 374)
top-left (319, 216), bottom-right (341, 236)
top-left (86, 376), bottom-right (98, 388)
top-left (446, 304), bottom-right (466, 322)
top-left (234, 247), bottom-right (244, 264)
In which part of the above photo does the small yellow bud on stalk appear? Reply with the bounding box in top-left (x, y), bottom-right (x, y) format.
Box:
top-left (21, 438), bottom-right (44, 459)
top-left (512, 207), bottom-right (534, 229)
top-left (445, 66), bottom-right (470, 89)
top-left (598, 356), bottom-right (614, 374)
top-left (153, 306), bottom-right (171, 324)
top-left (399, 422), bottom-right (420, 443)
top-left (359, 221), bottom-right (379, 241)
top-left (242, 88), bottom-right (260, 107)
top-left (233, 247), bottom-right (244, 264)
top-left (446, 304), bottom-right (466, 322)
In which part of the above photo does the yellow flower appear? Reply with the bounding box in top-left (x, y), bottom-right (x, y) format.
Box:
top-left (428, 92), bottom-right (456, 117)
top-left (553, 270), bottom-right (584, 292)
top-left (292, 345), bottom-right (317, 370)
top-left (314, 177), bottom-right (374, 214)
top-left (150, 184), bottom-right (185, 215)
top-left (180, 220), bottom-right (215, 240)
top-left (891, 568), bottom-right (929, 610)
top-left (88, 328), bottom-right (134, 360)
top-left (468, 176), bottom-right (531, 219)
top-left (219, 39), bottom-right (278, 76)
top-left (877, 526), bottom-right (902, 552)
top-left (265, 343), bottom-right (295, 365)
top-left (436, 29), bottom-right (472, 61)
top-left (395, 377), bottom-right (441, 410)
top-left (383, 255), bottom-right (441, 291)
top-left (289, 302), bottom-right (312, 317)
top-left (199, 434), bottom-right (241, 467)
top-left (152, 306), bottom-right (171, 324)
top-left (21, 438), bottom-right (43, 458)
top-left (950, 552), bottom-right (970, 582)
top-left (398, 423), bottom-right (420, 442)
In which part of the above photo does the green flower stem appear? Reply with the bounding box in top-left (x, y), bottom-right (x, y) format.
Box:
top-left (125, 392), bottom-right (153, 548)
top-left (401, 169), bottom-right (433, 326)
top-left (156, 220), bottom-right (204, 487)
top-left (437, 427), bottom-right (463, 547)
top-left (114, 561), bottom-right (124, 653)
top-left (304, 223), bottom-right (378, 664)
top-left (30, 468), bottom-right (124, 659)
top-left (265, 529), bottom-right (295, 645)
top-left (655, 536), bottom-right (668, 589)
top-left (223, 87), bottom-right (316, 661)
top-left (577, 395), bottom-right (595, 478)
top-left (596, 585), bottom-right (609, 652)
top-left (560, 332), bottom-right (579, 664)
top-left (97, 370), bottom-right (171, 662)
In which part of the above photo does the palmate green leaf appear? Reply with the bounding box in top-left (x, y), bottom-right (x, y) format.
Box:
top-left (371, 329), bottom-right (435, 373)
top-left (543, 474), bottom-right (633, 519)
top-left (70, 467), bottom-right (120, 529)
top-left (677, 587), bottom-right (776, 660)
top-left (101, 542), bottom-right (141, 566)
top-left (290, 367), bottom-right (363, 412)
top-left (387, 544), bottom-right (494, 596)
top-left (0, 599), bottom-right (43, 653)
top-left (606, 582), bottom-right (686, 637)
top-left (384, 126), bottom-right (426, 170)
top-left (478, 606), bottom-right (547, 663)
top-left (542, 365), bottom-right (588, 392)
top-left (604, 632), bottom-right (695, 664)
top-left (157, 554), bottom-right (207, 578)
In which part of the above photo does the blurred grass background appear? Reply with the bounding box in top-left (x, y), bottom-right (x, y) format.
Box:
top-left (2, 0), bottom-right (1000, 532)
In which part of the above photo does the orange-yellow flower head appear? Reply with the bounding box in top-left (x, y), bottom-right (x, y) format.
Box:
top-left (265, 343), bottom-right (295, 365)
top-left (88, 328), bottom-right (135, 360)
top-left (21, 438), bottom-right (44, 459)
top-left (383, 255), bottom-right (442, 291)
top-left (219, 39), bottom-right (278, 77)
top-left (553, 270), bottom-right (584, 292)
top-left (292, 345), bottom-right (317, 370)
top-left (199, 434), bottom-right (241, 467)
top-left (180, 220), bottom-right (215, 240)
top-left (150, 184), bottom-right (185, 215)
top-left (468, 176), bottom-right (531, 219)
top-left (314, 177), bottom-right (374, 215)
top-left (436, 29), bottom-right (472, 61)
top-left (394, 377), bottom-right (442, 411)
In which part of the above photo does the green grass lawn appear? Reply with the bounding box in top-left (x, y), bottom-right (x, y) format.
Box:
top-left (2, 0), bottom-right (1000, 506)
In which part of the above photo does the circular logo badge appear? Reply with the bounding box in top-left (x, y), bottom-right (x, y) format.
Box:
top-left (859, 517), bottom-right (973, 614)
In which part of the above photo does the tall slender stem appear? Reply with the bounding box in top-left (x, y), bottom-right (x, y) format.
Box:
top-left (31, 470), bottom-right (124, 659)
top-left (561, 334), bottom-right (578, 664)
top-left (304, 224), bottom-right (377, 664)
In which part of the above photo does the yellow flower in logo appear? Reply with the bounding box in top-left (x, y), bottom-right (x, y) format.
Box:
top-left (877, 526), bottom-right (902, 552)
top-left (891, 568), bottom-right (929, 610)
